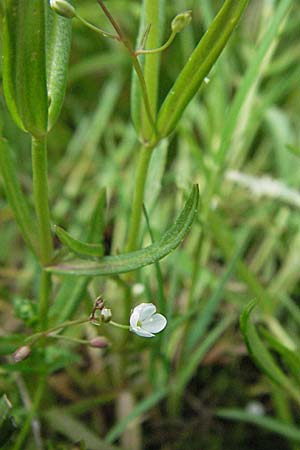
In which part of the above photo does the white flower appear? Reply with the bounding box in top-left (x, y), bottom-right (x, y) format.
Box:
top-left (130, 303), bottom-right (167, 338)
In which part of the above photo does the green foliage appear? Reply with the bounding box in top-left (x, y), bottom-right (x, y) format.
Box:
top-left (47, 185), bottom-right (199, 275)
top-left (1, 0), bottom-right (300, 449)
top-left (0, 395), bottom-right (17, 448)
top-left (2, 0), bottom-right (48, 137)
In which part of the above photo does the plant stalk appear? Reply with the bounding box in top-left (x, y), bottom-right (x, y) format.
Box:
top-left (31, 136), bottom-right (53, 265)
top-left (125, 146), bottom-right (152, 252)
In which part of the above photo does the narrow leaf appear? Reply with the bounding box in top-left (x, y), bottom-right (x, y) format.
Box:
top-left (105, 388), bottom-right (167, 444)
top-left (3, 0), bottom-right (48, 137)
top-left (47, 185), bottom-right (199, 276)
top-left (54, 225), bottom-right (104, 258)
top-left (0, 138), bottom-right (38, 256)
top-left (240, 301), bottom-right (300, 404)
top-left (0, 395), bottom-right (17, 447)
top-left (217, 409), bottom-right (300, 443)
top-left (157, 0), bottom-right (248, 138)
top-left (47, 6), bottom-right (72, 130)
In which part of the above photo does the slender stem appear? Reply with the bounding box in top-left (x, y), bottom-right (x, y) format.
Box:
top-left (142, 0), bottom-right (161, 139)
top-left (76, 14), bottom-right (119, 40)
top-left (125, 146), bottom-right (153, 252)
top-left (110, 320), bottom-right (130, 330)
top-left (49, 335), bottom-right (90, 345)
top-left (12, 378), bottom-right (46, 450)
top-left (97, 0), bottom-right (156, 138)
top-left (38, 271), bottom-right (52, 331)
top-left (136, 32), bottom-right (176, 55)
top-left (31, 136), bottom-right (53, 265)
top-left (26, 318), bottom-right (89, 345)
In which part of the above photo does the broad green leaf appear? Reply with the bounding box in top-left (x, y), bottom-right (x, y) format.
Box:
top-left (240, 301), bottom-right (300, 404)
top-left (46, 5), bottom-right (72, 130)
top-left (0, 395), bottom-right (17, 447)
top-left (47, 185), bottom-right (199, 276)
top-left (3, 0), bottom-right (48, 137)
top-left (157, 0), bottom-right (249, 138)
top-left (54, 225), bottom-right (104, 258)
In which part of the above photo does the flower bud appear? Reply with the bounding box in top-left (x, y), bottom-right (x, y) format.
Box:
top-left (100, 308), bottom-right (112, 323)
top-left (13, 345), bottom-right (31, 362)
top-left (50, 0), bottom-right (76, 19)
top-left (89, 337), bottom-right (109, 348)
top-left (171, 10), bottom-right (192, 34)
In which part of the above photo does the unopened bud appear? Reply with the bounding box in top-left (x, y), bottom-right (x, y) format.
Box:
top-left (171, 10), bottom-right (192, 34)
top-left (13, 345), bottom-right (31, 362)
top-left (89, 337), bottom-right (109, 348)
top-left (100, 308), bottom-right (112, 323)
top-left (50, 0), bottom-right (76, 19)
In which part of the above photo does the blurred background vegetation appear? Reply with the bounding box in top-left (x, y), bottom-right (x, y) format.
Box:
top-left (1, 0), bottom-right (300, 449)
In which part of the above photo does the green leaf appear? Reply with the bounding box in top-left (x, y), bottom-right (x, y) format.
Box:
top-left (0, 334), bottom-right (25, 356)
top-left (46, 5), bottom-right (72, 130)
top-left (47, 185), bottom-right (199, 276)
top-left (3, 0), bottom-right (48, 137)
top-left (0, 138), bottom-right (39, 256)
top-left (286, 143), bottom-right (300, 158)
top-left (259, 327), bottom-right (300, 384)
top-left (240, 301), bottom-right (300, 404)
top-left (44, 409), bottom-right (120, 450)
top-left (105, 388), bottom-right (167, 444)
top-left (157, 0), bottom-right (248, 138)
top-left (217, 409), bottom-right (300, 443)
top-left (54, 225), bottom-right (104, 258)
top-left (0, 395), bottom-right (17, 447)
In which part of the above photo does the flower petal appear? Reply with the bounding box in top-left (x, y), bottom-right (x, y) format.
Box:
top-left (142, 313), bottom-right (167, 333)
top-left (133, 303), bottom-right (156, 321)
top-left (130, 326), bottom-right (154, 338)
top-left (129, 310), bottom-right (140, 329)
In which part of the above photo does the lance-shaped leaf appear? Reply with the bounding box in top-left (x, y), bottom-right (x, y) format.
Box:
top-left (47, 185), bottom-right (199, 276)
top-left (54, 225), bottom-right (104, 258)
top-left (2, 0), bottom-right (48, 137)
top-left (240, 301), bottom-right (300, 404)
top-left (47, 6), bottom-right (72, 130)
top-left (157, 0), bottom-right (248, 139)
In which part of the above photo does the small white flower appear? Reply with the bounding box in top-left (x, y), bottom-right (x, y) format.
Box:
top-left (130, 303), bottom-right (167, 338)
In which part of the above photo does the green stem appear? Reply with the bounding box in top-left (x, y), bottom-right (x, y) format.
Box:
top-left (110, 320), bottom-right (130, 330)
top-left (97, 0), bottom-right (156, 138)
top-left (125, 146), bottom-right (153, 252)
top-left (142, 0), bottom-right (161, 139)
top-left (12, 377), bottom-right (46, 450)
top-left (31, 136), bottom-right (53, 265)
top-left (38, 271), bottom-right (52, 331)
top-left (26, 318), bottom-right (89, 345)
top-left (136, 31), bottom-right (176, 55)
top-left (76, 14), bottom-right (118, 40)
